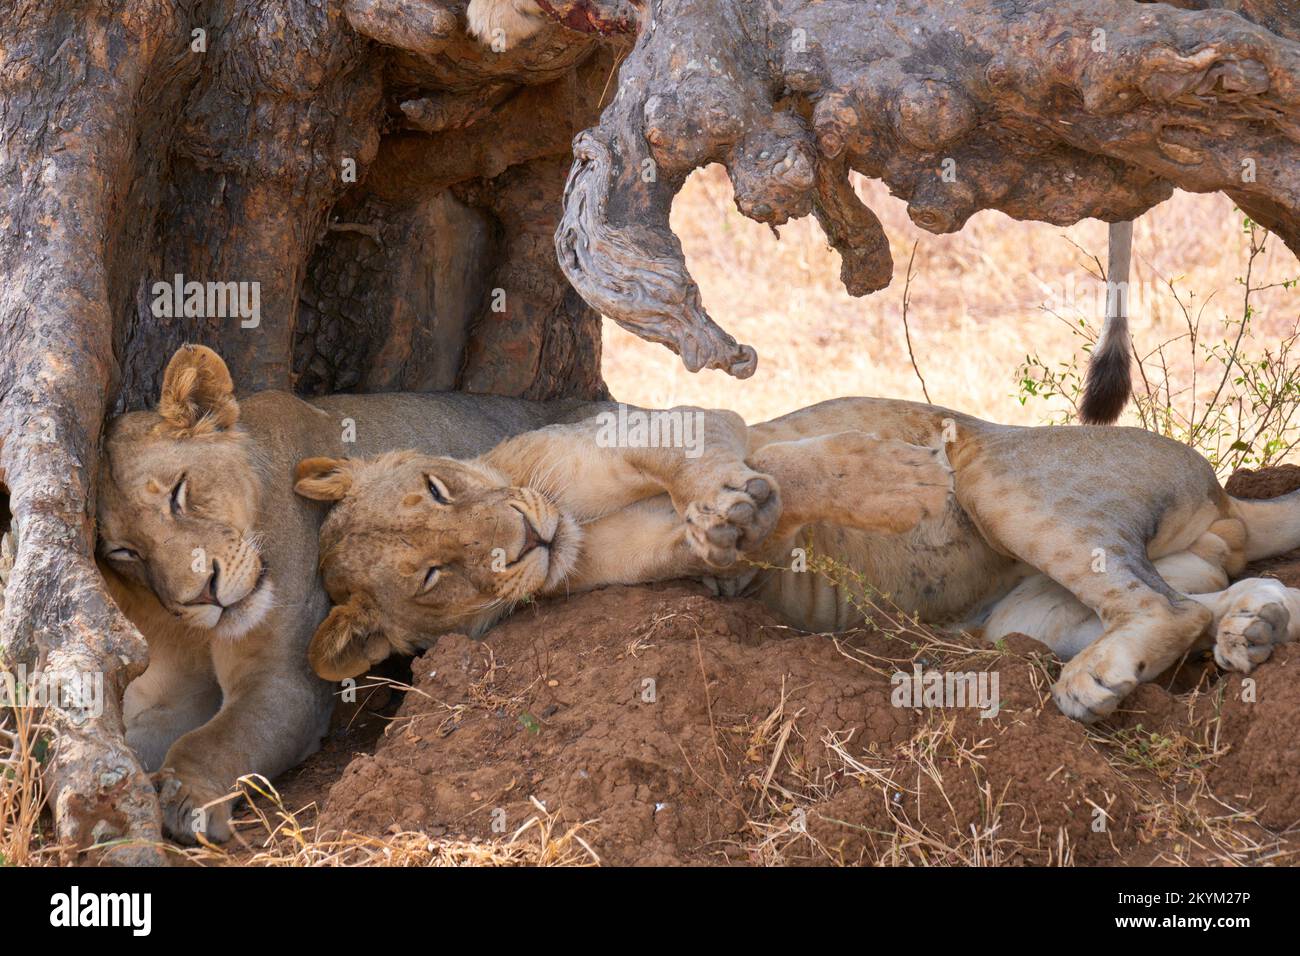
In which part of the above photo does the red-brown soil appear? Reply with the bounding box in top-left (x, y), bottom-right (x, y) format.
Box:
top-left (246, 468), bottom-right (1300, 866)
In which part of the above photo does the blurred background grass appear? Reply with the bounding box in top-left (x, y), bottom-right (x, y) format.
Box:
top-left (602, 168), bottom-right (1300, 459)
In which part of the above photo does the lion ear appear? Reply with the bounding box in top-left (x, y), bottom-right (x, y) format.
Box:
top-left (158, 344), bottom-right (239, 432)
top-left (294, 457), bottom-right (354, 501)
top-left (309, 595), bottom-right (392, 681)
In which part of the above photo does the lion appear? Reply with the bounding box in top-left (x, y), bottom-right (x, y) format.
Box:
top-left (97, 344), bottom-right (596, 842)
top-left (295, 397), bottom-right (1300, 723)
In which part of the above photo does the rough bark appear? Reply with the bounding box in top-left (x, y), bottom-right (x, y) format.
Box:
top-left (294, 41), bottom-right (624, 397)
top-left (115, 1), bottom-right (385, 404)
top-left (0, 0), bottom-right (184, 865)
top-left (0, 0), bottom-right (619, 861)
top-left (555, 0), bottom-right (1300, 378)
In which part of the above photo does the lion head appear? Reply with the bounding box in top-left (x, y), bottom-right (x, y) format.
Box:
top-left (97, 345), bottom-right (273, 638)
top-left (293, 452), bottom-right (583, 680)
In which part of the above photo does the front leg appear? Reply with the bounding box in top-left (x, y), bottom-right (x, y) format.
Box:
top-left (124, 640), bottom-right (221, 773)
top-left (482, 403), bottom-right (782, 564)
top-left (106, 568), bottom-right (223, 771)
top-left (559, 429), bottom-right (954, 591)
top-left (155, 634), bottom-right (333, 844)
top-left (568, 496), bottom-right (708, 590)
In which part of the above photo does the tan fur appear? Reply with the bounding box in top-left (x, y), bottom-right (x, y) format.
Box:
top-left (309, 596), bottom-right (390, 681)
top-left (298, 405), bottom-right (951, 681)
top-left (295, 409), bottom-right (763, 672)
top-left (465, 0), bottom-right (545, 49)
top-left (99, 346), bottom-right (593, 843)
top-left (296, 449), bottom-right (583, 670)
top-left (304, 397), bottom-right (1300, 724)
top-left (156, 344), bottom-right (240, 436)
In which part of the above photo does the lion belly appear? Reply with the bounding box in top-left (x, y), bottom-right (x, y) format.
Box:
top-left (748, 501), bottom-right (1025, 633)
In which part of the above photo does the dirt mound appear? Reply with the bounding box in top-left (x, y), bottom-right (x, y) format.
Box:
top-left (310, 582), bottom-right (1281, 866)
top-left (1202, 646), bottom-right (1300, 831)
top-left (1225, 464), bottom-right (1300, 499)
top-left (260, 467), bottom-right (1300, 866)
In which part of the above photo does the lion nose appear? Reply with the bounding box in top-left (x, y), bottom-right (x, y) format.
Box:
top-left (198, 561), bottom-right (223, 607)
top-left (509, 504), bottom-right (550, 562)
top-left (521, 517), bottom-right (545, 555)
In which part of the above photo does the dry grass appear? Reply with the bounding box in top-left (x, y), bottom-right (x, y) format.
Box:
top-left (603, 169), bottom-right (1300, 447)
top-left (716, 546), bottom-right (1291, 867)
top-left (0, 704), bottom-right (50, 865)
top-left (0, 729), bottom-right (601, 867)
top-left (726, 665), bottom-right (1291, 868)
top-left (174, 780), bottom-right (599, 867)
top-left (1085, 718), bottom-right (1297, 867)
top-left (712, 573), bottom-right (1072, 866)
top-left (728, 689), bottom-right (1076, 867)
top-left (821, 721), bottom-right (1068, 867)
top-left (740, 647), bottom-right (1067, 865)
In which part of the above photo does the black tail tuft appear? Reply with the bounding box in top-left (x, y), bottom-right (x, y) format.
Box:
top-left (1079, 336), bottom-right (1132, 424)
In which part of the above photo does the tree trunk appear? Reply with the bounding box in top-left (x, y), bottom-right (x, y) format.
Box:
top-left (0, 0), bottom-right (621, 862)
top-left (1, 0), bottom-right (1297, 862)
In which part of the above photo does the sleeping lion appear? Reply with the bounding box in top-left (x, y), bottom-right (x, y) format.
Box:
top-left (96, 345), bottom-right (597, 842)
top-left (294, 398), bottom-right (1300, 723)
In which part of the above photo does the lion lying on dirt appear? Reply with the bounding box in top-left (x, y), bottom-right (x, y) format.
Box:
top-left (295, 397), bottom-right (1300, 723)
top-left (96, 345), bottom-right (595, 842)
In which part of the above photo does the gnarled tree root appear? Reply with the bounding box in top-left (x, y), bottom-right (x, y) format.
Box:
top-left (0, 3), bottom-right (173, 863)
top-left (554, 0), bottom-right (1300, 377)
top-left (0, 0), bottom-right (617, 863)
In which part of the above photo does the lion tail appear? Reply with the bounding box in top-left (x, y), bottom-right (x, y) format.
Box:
top-left (1079, 220), bottom-right (1135, 425)
top-left (1078, 316), bottom-right (1132, 424)
top-left (1232, 489), bottom-right (1300, 561)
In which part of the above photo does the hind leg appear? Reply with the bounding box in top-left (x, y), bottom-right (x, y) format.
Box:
top-left (987, 550), bottom-right (1300, 678)
top-left (1044, 560), bottom-right (1212, 722)
top-left (975, 517), bottom-right (1220, 722)
top-left (985, 550), bottom-right (1229, 660)
top-left (748, 430), bottom-right (953, 538)
top-left (962, 446), bottom-right (1249, 721)
top-left (670, 428), bottom-right (953, 571)
top-left (1189, 577), bottom-right (1300, 672)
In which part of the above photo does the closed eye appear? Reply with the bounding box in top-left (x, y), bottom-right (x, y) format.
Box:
top-left (170, 474), bottom-right (188, 516)
top-left (426, 474), bottom-right (452, 505)
top-left (419, 566), bottom-right (442, 594)
top-left (105, 547), bottom-right (141, 562)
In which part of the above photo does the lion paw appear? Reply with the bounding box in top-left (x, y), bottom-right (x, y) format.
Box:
top-left (155, 769), bottom-right (236, 845)
top-left (1052, 644), bottom-right (1139, 724)
top-left (701, 567), bottom-right (759, 597)
top-left (465, 0), bottom-right (545, 50)
top-left (685, 471), bottom-right (781, 569)
top-left (1213, 579), bottom-right (1293, 673)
